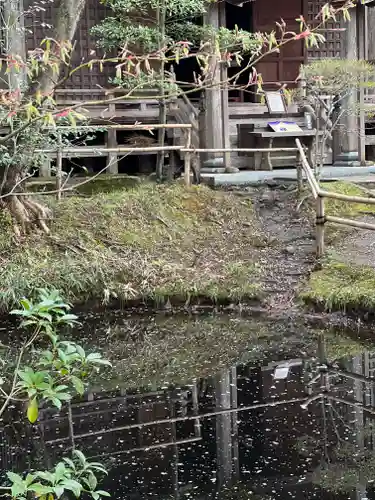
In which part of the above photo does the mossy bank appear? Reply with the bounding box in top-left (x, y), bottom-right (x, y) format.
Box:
top-left (0, 183), bottom-right (265, 312)
top-left (301, 181), bottom-right (375, 315)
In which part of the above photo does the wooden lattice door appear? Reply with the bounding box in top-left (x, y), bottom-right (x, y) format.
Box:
top-left (252, 0), bottom-right (306, 87)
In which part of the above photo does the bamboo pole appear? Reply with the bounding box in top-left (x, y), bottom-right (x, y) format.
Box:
top-left (316, 195), bottom-right (325, 258)
top-left (181, 147), bottom-right (298, 153)
top-left (38, 146), bottom-right (300, 155)
top-left (295, 138), bottom-right (320, 198)
top-left (184, 127), bottom-right (192, 187)
top-left (38, 146), bottom-right (185, 154)
top-left (296, 151), bottom-right (303, 196)
top-left (55, 131), bottom-right (63, 200)
top-left (319, 189), bottom-right (375, 206)
top-left (54, 124), bottom-right (193, 130)
top-left (325, 215), bottom-right (375, 231)
top-left (55, 145), bottom-right (63, 201)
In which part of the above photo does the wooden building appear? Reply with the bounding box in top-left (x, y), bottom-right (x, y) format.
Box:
top-left (6, 0), bottom-right (375, 175)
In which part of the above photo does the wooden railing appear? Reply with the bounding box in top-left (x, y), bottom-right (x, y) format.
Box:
top-left (295, 138), bottom-right (375, 258)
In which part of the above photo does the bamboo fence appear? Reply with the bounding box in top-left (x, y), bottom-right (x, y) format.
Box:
top-left (295, 138), bottom-right (375, 257)
top-left (37, 122), bottom-right (301, 196)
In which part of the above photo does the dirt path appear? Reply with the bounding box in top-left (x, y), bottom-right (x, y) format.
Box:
top-left (227, 184), bottom-right (317, 311)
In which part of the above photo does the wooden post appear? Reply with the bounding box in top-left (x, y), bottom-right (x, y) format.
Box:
top-left (184, 127), bottom-right (192, 187)
top-left (56, 134), bottom-right (63, 200)
top-left (107, 94), bottom-right (118, 174)
top-left (40, 156), bottom-right (51, 178)
top-left (316, 195), bottom-right (325, 258)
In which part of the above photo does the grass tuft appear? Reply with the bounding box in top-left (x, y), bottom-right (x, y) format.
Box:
top-left (300, 258), bottom-right (375, 312)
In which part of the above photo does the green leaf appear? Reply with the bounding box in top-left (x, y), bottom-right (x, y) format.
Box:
top-left (54, 486), bottom-right (65, 498)
top-left (20, 298), bottom-right (32, 310)
top-left (76, 345), bottom-right (86, 358)
top-left (29, 484), bottom-right (54, 495)
top-left (54, 462), bottom-right (68, 481)
top-left (11, 483), bottom-right (26, 498)
top-left (37, 312), bottom-right (53, 322)
top-left (55, 385), bottom-right (69, 392)
top-left (62, 457), bottom-right (76, 471)
top-left (35, 471), bottom-right (55, 484)
top-left (6, 472), bottom-right (23, 484)
top-left (61, 479), bottom-right (82, 497)
top-left (50, 397), bottom-right (62, 410)
top-left (27, 398), bottom-right (39, 424)
top-left (25, 474), bottom-right (36, 486)
top-left (87, 472), bottom-right (97, 491)
top-left (71, 376), bottom-right (85, 395)
top-left (73, 449), bottom-right (87, 465)
top-left (96, 491), bottom-right (111, 497)
top-left (58, 314), bottom-right (79, 323)
top-left (18, 369), bottom-right (34, 385)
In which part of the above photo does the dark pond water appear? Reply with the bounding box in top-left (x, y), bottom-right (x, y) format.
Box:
top-left (2, 313), bottom-right (375, 500)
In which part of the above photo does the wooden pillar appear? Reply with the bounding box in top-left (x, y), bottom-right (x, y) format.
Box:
top-left (357, 3), bottom-right (366, 165)
top-left (203, 2), bottom-right (224, 160)
top-left (219, 1), bottom-right (231, 170)
top-left (214, 370), bottom-right (233, 486)
top-left (335, 8), bottom-right (359, 166)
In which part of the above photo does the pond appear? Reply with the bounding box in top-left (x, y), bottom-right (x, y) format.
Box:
top-left (1, 313), bottom-right (375, 500)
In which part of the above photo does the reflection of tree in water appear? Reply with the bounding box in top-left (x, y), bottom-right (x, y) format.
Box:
top-left (296, 412), bottom-right (375, 493)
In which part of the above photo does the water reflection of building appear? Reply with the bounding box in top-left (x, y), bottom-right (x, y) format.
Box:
top-left (2, 342), bottom-right (375, 500)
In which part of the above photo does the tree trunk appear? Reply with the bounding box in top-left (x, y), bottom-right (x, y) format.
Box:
top-left (0, 164), bottom-right (51, 235)
top-left (39, 0), bottom-right (87, 94)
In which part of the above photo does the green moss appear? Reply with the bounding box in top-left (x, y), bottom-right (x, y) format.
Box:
top-left (300, 258), bottom-right (375, 312)
top-left (0, 183), bottom-right (264, 311)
